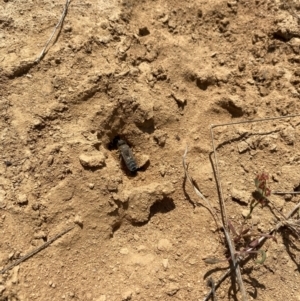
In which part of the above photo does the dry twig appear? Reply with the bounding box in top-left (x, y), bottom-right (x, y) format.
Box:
top-left (0, 226), bottom-right (74, 274)
top-left (209, 129), bottom-right (248, 301)
top-left (34, 0), bottom-right (71, 64)
top-left (182, 147), bottom-right (220, 226)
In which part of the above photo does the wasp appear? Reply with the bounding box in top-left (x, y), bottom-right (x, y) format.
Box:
top-left (111, 136), bottom-right (139, 173)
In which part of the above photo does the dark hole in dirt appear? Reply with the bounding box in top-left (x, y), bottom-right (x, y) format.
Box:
top-left (149, 197), bottom-right (175, 217)
top-left (267, 42), bottom-right (276, 53)
top-left (81, 163), bottom-right (106, 172)
top-left (231, 196), bottom-right (248, 206)
top-left (93, 142), bottom-right (102, 150)
top-left (196, 78), bottom-right (209, 90)
top-left (111, 221), bottom-right (122, 235)
top-left (139, 27), bottom-right (150, 36)
top-left (135, 119), bottom-right (155, 134)
top-left (4, 160), bottom-right (12, 167)
top-left (218, 100), bottom-right (243, 118)
top-left (272, 31), bottom-right (292, 42)
top-left (294, 184), bottom-right (300, 192)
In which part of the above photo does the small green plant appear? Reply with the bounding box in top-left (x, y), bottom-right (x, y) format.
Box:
top-left (204, 172), bottom-right (276, 265)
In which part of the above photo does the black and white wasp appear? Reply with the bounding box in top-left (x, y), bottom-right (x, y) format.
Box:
top-left (111, 136), bottom-right (139, 173)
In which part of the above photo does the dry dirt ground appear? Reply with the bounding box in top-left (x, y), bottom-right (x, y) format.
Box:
top-left (1, 0), bottom-right (300, 300)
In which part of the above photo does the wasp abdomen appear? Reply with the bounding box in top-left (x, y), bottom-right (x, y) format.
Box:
top-left (117, 139), bottom-right (139, 172)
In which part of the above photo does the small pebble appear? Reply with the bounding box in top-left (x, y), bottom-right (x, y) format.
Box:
top-left (162, 258), bottom-right (169, 270)
top-left (242, 209), bottom-right (250, 218)
top-left (17, 194), bottom-right (28, 205)
top-left (122, 290), bottom-right (133, 300)
top-left (119, 248), bottom-right (129, 255)
top-left (165, 283), bottom-right (179, 296)
top-left (88, 183), bottom-right (95, 189)
top-left (47, 155), bottom-right (54, 166)
top-left (34, 231), bottom-right (47, 239)
top-left (79, 152), bottom-right (106, 168)
top-left (137, 154), bottom-right (150, 168)
top-left (74, 214), bottom-right (83, 227)
top-left (237, 141), bottom-right (250, 153)
top-left (157, 239), bottom-right (172, 251)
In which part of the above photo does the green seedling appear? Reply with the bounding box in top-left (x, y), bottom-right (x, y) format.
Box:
top-left (204, 173), bottom-right (277, 266)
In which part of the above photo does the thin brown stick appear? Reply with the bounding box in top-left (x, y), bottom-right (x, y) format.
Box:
top-left (0, 226), bottom-right (74, 274)
top-left (34, 0), bottom-right (71, 64)
top-left (210, 126), bottom-right (248, 301)
top-left (210, 114), bottom-right (300, 129)
top-left (273, 191), bottom-right (300, 195)
top-left (182, 147), bottom-right (220, 227)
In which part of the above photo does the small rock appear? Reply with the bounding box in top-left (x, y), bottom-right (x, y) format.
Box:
top-left (122, 290), bottom-right (133, 300)
top-left (281, 126), bottom-right (295, 145)
top-left (238, 61), bottom-right (246, 72)
top-left (159, 165), bottom-right (166, 177)
top-left (284, 194), bottom-right (292, 201)
top-left (79, 152), bottom-right (106, 168)
top-left (237, 141), bottom-right (250, 153)
top-left (33, 231), bottom-right (47, 240)
top-left (157, 239), bottom-right (172, 251)
top-left (0, 285), bottom-right (6, 294)
top-left (64, 25), bottom-right (72, 33)
top-left (137, 154), bottom-right (150, 169)
top-left (241, 209), bottom-right (250, 218)
top-left (31, 202), bottom-right (40, 211)
top-left (120, 248), bottom-right (129, 255)
top-left (171, 92), bottom-right (187, 106)
top-left (107, 177), bottom-right (119, 192)
top-left (259, 86), bottom-right (269, 97)
top-left (47, 155), bottom-right (54, 166)
top-left (121, 182), bottom-right (174, 223)
top-left (269, 143), bottom-right (277, 152)
top-left (168, 19), bottom-right (176, 29)
top-left (197, 9), bottom-right (203, 18)
top-left (17, 194), bottom-right (28, 205)
top-left (74, 214), bottom-right (83, 227)
top-left (165, 283), bottom-right (179, 296)
top-left (88, 183), bottom-right (95, 189)
top-left (231, 188), bottom-right (249, 204)
top-left (69, 292), bottom-right (75, 298)
top-left (11, 266), bottom-right (19, 284)
top-left (188, 258), bottom-right (197, 265)
top-left (154, 130), bottom-right (167, 147)
top-left (162, 258), bottom-right (169, 270)
top-left (160, 14), bottom-right (169, 23)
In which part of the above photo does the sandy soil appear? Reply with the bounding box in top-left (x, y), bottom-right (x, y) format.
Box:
top-left (1, 0), bottom-right (300, 300)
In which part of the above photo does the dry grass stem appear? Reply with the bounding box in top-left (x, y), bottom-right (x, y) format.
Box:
top-left (0, 226), bottom-right (74, 274)
top-left (34, 0), bottom-right (71, 64)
